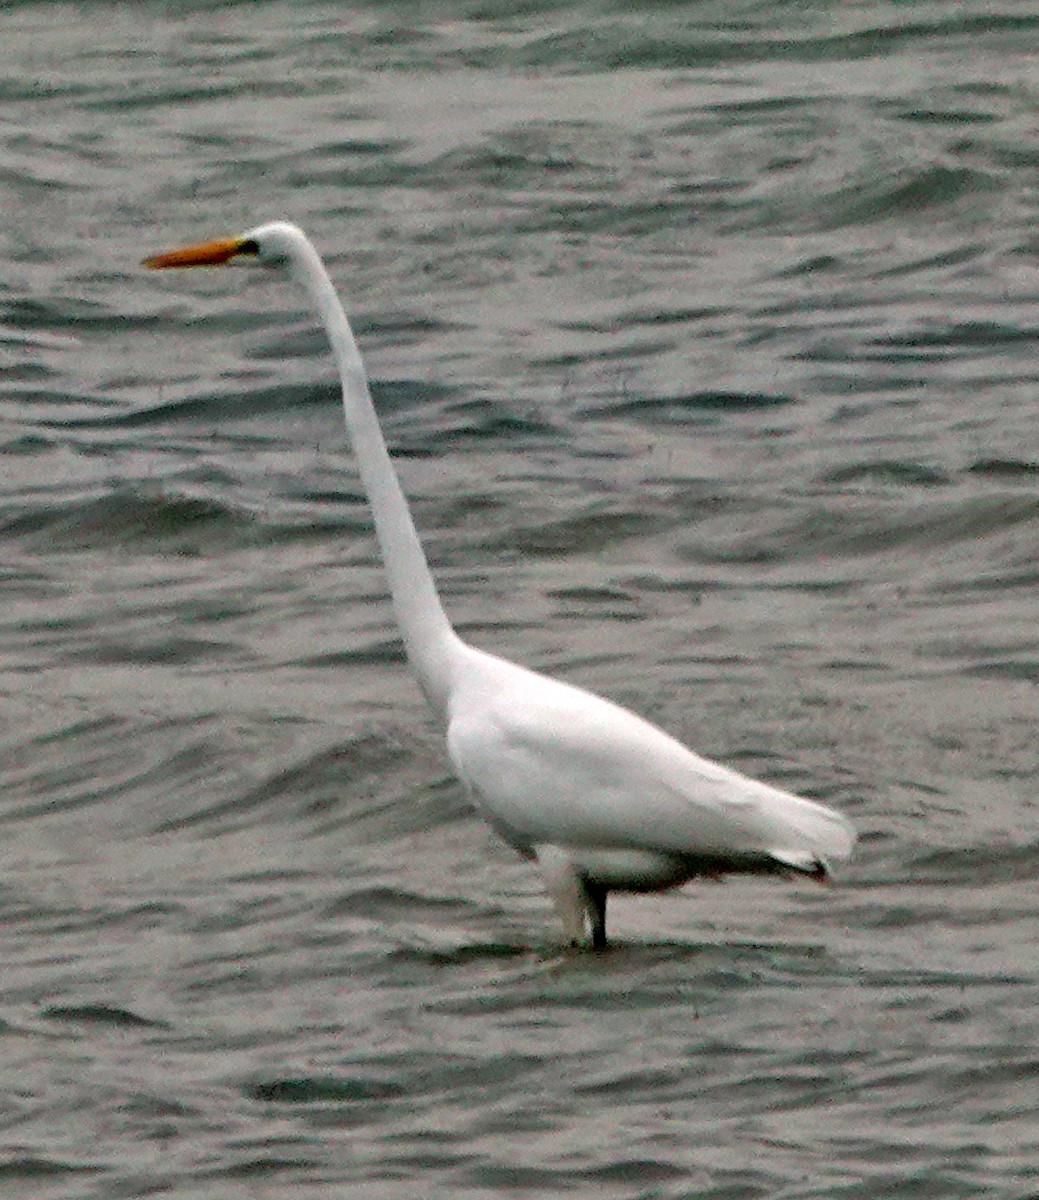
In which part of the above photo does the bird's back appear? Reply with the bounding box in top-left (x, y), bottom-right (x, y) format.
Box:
top-left (445, 645), bottom-right (856, 870)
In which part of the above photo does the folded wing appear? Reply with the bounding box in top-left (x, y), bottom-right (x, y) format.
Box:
top-left (447, 649), bottom-right (855, 872)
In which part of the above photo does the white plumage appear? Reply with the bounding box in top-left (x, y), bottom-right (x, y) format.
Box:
top-left (145, 221), bottom-right (855, 948)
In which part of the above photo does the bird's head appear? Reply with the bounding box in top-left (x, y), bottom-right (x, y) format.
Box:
top-left (143, 221), bottom-right (305, 270)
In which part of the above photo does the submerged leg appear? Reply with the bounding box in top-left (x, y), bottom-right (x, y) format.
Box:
top-left (536, 844), bottom-right (588, 946)
top-left (582, 880), bottom-right (608, 951)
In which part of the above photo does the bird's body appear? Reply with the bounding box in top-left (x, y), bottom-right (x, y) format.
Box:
top-left (145, 222), bottom-right (855, 948)
top-left (448, 642), bottom-right (845, 869)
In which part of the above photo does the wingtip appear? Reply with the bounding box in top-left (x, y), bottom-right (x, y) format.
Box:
top-left (807, 858), bottom-right (830, 884)
top-left (769, 847), bottom-right (832, 882)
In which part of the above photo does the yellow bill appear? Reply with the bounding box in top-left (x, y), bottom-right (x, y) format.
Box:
top-left (142, 236), bottom-right (256, 269)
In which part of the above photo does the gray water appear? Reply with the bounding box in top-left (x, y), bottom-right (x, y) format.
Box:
top-left (2, 2), bottom-right (1039, 1196)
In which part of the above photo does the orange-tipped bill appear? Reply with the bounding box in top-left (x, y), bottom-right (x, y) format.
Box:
top-left (143, 236), bottom-right (255, 269)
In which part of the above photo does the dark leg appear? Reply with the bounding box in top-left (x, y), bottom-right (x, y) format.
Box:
top-left (583, 881), bottom-right (608, 951)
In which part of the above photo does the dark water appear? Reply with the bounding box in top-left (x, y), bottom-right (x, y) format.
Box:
top-left (3, 1), bottom-right (1039, 1196)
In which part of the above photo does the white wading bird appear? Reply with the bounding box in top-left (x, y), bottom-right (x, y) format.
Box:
top-left (144, 222), bottom-right (855, 949)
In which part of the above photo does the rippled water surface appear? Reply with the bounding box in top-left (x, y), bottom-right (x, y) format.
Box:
top-left (3, 2), bottom-right (1039, 1196)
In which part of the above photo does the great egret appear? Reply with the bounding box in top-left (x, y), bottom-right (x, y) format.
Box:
top-left (144, 222), bottom-right (855, 949)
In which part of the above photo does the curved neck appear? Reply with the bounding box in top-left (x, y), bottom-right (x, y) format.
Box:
top-left (285, 236), bottom-right (460, 718)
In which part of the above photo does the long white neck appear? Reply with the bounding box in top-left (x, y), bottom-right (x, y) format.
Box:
top-left (284, 233), bottom-right (461, 718)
